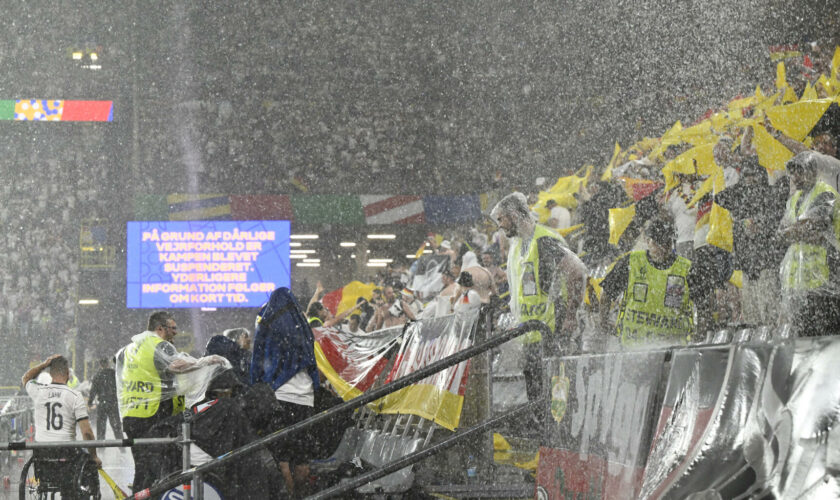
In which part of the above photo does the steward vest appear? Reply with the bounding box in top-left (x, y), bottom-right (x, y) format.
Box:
top-left (511, 225), bottom-right (567, 344)
top-left (120, 334), bottom-right (184, 418)
top-left (781, 181), bottom-right (839, 291)
top-left (616, 251), bottom-right (694, 344)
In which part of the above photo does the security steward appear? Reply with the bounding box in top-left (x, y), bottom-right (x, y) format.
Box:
top-left (490, 192), bottom-right (587, 409)
top-left (778, 152), bottom-right (840, 335)
top-left (599, 217), bottom-right (712, 344)
top-left (117, 311), bottom-right (210, 492)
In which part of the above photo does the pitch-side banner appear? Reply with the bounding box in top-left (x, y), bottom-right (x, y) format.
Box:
top-left (536, 351), bottom-right (667, 499)
top-left (375, 312), bottom-right (478, 431)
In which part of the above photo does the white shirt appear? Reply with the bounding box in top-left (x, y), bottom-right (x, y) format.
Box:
top-left (548, 206), bottom-right (571, 230)
top-left (666, 186), bottom-right (697, 244)
top-left (26, 380), bottom-right (89, 442)
top-left (274, 371), bottom-right (315, 407)
top-left (453, 289), bottom-right (482, 314)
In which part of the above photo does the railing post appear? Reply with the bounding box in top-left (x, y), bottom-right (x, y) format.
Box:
top-left (181, 416), bottom-right (192, 500)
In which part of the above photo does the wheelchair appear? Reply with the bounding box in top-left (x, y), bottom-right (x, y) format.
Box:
top-left (19, 449), bottom-right (101, 500)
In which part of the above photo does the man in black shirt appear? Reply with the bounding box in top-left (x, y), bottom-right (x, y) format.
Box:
top-left (88, 358), bottom-right (123, 440)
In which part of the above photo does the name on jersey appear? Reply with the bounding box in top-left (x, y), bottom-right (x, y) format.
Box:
top-left (125, 380), bottom-right (155, 393)
top-left (523, 302), bottom-right (548, 317)
top-left (623, 309), bottom-right (690, 330)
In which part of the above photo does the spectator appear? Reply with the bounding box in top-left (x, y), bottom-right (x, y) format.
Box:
top-left (88, 358), bottom-right (123, 441)
top-left (545, 199), bottom-right (571, 230)
top-left (716, 157), bottom-right (787, 325)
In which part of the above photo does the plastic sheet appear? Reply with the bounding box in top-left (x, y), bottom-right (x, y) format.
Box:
top-left (314, 324), bottom-right (404, 400)
top-left (115, 331), bottom-right (230, 418)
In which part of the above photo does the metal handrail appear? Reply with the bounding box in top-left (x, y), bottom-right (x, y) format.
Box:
top-left (138, 319), bottom-right (551, 499)
top-left (1, 436), bottom-right (179, 451)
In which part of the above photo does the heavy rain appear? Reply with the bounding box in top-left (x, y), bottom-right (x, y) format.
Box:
top-left (1, 2), bottom-right (840, 499)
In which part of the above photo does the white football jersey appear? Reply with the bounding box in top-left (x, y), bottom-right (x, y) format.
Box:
top-left (25, 381), bottom-right (89, 442)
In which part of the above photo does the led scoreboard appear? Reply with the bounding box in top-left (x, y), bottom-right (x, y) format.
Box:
top-left (127, 220), bottom-right (291, 308)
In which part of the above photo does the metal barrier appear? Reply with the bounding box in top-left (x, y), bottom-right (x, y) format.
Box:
top-left (139, 319), bottom-right (551, 500)
top-left (306, 399), bottom-right (542, 500)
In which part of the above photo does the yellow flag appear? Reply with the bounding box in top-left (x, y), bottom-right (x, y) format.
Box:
top-left (752, 124), bottom-right (793, 172)
top-left (817, 74), bottom-right (839, 98)
top-left (608, 205), bottom-right (636, 246)
top-left (661, 143), bottom-right (718, 190)
top-left (755, 84), bottom-right (766, 100)
top-left (707, 203), bottom-right (734, 253)
top-left (765, 99), bottom-right (833, 141)
top-left (776, 62), bottom-right (788, 90)
top-left (677, 120), bottom-right (715, 146)
top-left (729, 269), bottom-right (743, 289)
top-left (832, 45), bottom-right (840, 81)
top-left (601, 142), bottom-right (622, 181)
top-left (532, 192), bottom-right (578, 223)
top-left (782, 86), bottom-right (798, 104)
top-left (800, 82), bottom-right (818, 101)
top-left (336, 281), bottom-right (378, 314)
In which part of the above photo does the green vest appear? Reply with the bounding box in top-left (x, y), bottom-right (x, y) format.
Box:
top-left (120, 334), bottom-right (184, 418)
top-left (616, 251), bottom-right (694, 344)
top-left (511, 225), bottom-right (566, 344)
top-left (781, 181), bottom-right (838, 291)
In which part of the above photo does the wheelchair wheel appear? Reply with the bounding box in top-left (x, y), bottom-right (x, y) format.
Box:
top-left (73, 458), bottom-right (101, 500)
top-left (19, 456), bottom-right (47, 500)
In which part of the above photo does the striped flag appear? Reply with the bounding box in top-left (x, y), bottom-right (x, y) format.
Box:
top-left (360, 195), bottom-right (425, 225)
top-left (167, 194), bottom-right (231, 220)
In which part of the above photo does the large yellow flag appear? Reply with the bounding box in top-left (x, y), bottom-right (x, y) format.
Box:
top-left (608, 205), bottom-right (636, 246)
top-left (752, 124), bottom-right (794, 172)
top-left (766, 99), bottom-right (833, 141)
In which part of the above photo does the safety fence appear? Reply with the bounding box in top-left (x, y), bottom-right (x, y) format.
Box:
top-left (535, 326), bottom-right (840, 499)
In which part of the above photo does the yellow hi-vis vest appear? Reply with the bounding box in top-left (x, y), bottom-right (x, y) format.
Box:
top-left (617, 251), bottom-right (694, 344)
top-left (120, 334), bottom-right (184, 418)
top-left (511, 224), bottom-right (567, 344)
top-left (781, 181), bottom-right (839, 291)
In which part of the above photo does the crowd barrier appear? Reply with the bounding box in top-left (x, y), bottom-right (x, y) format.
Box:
top-left (536, 328), bottom-right (840, 499)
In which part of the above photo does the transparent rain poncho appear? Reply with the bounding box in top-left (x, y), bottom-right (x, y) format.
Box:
top-left (115, 331), bottom-right (231, 417)
top-left (777, 181), bottom-right (840, 322)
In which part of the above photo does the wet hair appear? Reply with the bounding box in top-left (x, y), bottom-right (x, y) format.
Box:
top-left (148, 311), bottom-right (174, 331)
top-left (349, 314), bottom-right (360, 323)
top-left (48, 356), bottom-right (69, 378)
top-left (307, 302), bottom-right (325, 318)
top-left (490, 192), bottom-right (531, 223)
top-left (786, 151), bottom-right (818, 172)
top-left (223, 328), bottom-right (250, 343)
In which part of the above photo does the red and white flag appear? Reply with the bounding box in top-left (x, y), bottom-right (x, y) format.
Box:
top-left (360, 195), bottom-right (425, 224)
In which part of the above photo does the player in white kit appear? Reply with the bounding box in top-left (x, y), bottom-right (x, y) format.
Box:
top-left (22, 354), bottom-right (101, 498)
